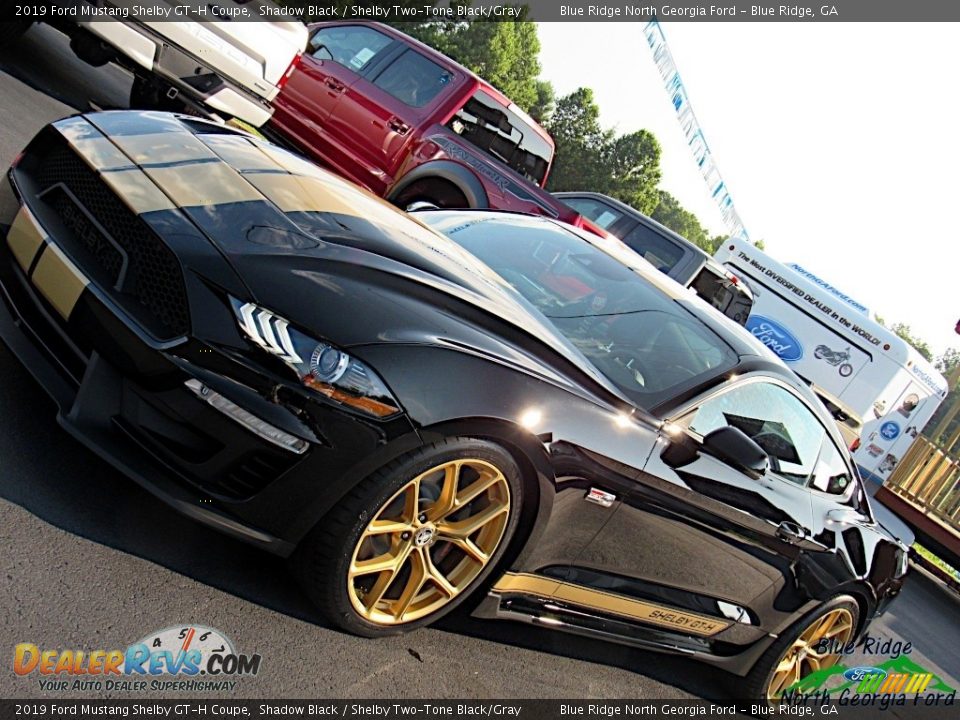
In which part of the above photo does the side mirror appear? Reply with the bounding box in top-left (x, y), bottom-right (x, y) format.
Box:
top-left (702, 426), bottom-right (769, 478)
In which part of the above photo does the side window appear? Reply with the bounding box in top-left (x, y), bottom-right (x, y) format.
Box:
top-left (622, 223), bottom-right (686, 273)
top-left (372, 50), bottom-right (454, 108)
top-left (690, 266), bottom-right (734, 312)
top-left (689, 381), bottom-right (826, 484)
top-left (309, 26), bottom-right (393, 71)
top-left (811, 441), bottom-right (853, 496)
top-left (562, 197), bottom-right (626, 230)
top-left (446, 90), bottom-right (553, 185)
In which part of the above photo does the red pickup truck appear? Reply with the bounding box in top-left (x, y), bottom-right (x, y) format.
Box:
top-left (268, 22), bottom-right (592, 227)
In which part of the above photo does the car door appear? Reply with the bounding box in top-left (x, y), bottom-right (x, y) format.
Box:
top-left (273, 24), bottom-right (395, 179)
top-left (619, 221), bottom-right (697, 281)
top-left (329, 48), bottom-right (459, 194)
top-left (571, 375), bottom-right (834, 638)
top-left (805, 436), bottom-right (905, 598)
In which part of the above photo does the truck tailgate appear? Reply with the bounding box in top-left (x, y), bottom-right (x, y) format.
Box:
top-left (123, 0), bottom-right (307, 99)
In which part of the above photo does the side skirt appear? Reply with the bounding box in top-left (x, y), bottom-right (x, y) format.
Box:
top-left (475, 572), bottom-right (776, 676)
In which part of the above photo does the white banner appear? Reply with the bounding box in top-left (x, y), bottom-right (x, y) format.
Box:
top-left (644, 19), bottom-right (750, 242)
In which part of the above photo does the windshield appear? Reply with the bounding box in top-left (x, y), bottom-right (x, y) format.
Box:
top-left (422, 213), bottom-right (739, 407)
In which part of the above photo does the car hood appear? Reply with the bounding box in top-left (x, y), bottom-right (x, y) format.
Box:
top-left (69, 112), bottom-right (625, 400)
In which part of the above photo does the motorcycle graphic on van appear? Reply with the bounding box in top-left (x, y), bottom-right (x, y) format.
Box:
top-left (814, 344), bottom-right (854, 377)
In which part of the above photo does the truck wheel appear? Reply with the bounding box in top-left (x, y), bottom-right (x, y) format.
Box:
top-left (0, 21), bottom-right (33, 44)
top-left (392, 179), bottom-right (470, 211)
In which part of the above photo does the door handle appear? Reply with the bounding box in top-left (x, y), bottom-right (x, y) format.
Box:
top-left (325, 78), bottom-right (345, 93)
top-left (388, 116), bottom-right (411, 135)
top-left (776, 521), bottom-right (806, 544)
top-left (826, 508), bottom-right (870, 526)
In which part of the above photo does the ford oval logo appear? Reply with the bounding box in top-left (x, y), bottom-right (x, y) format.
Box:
top-left (746, 315), bottom-right (804, 362)
top-left (843, 666), bottom-right (887, 682)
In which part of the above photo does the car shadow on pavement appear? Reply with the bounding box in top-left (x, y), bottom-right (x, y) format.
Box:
top-left (0, 348), bottom-right (318, 622)
top-left (0, 24), bottom-right (131, 114)
top-left (436, 612), bottom-right (734, 699)
top-left (0, 346), bottom-right (733, 699)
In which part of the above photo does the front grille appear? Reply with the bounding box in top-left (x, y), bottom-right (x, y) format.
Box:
top-left (34, 146), bottom-right (189, 339)
top-left (48, 188), bottom-right (125, 281)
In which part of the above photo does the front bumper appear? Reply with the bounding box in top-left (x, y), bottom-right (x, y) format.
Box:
top-left (0, 164), bottom-right (416, 555)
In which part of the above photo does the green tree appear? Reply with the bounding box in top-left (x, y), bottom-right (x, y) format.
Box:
top-left (937, 348), bottom-right (960, 377)
top-left (890, 323), bottom-right (934, 362)
top-left (528, 79), bottom-right (555, 124)
top-left (545, 88), bottom-right (662, 214)
top-left (708, 235), bottom-right (729, 255)
top-left (545, 88), bottom-right (616, 193)
top-left (603, 131), bottom-right (662, 213)
top-left (650, 191), bottom-right (710, 251)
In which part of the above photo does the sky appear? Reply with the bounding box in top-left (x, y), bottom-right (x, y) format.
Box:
top-left (537, 22), bottom-right (959, 359)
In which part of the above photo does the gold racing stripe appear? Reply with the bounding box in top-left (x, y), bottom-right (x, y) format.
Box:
top-left (144, 161), bottom-right (263, 208)
top-left (31, 243), bottom-right (89, 320)
top-left (100, 169), bottom-right (177, 214)
top-left (246, 171), bottom-right (442, 240)
top-left (493, 572), bottom-right (731, 637)
top-left (492, 572), bottom-right (562, 598)
top-left (68, 136), bottom-right (134, 173)
top-left (108, 132), bottom-right (218, 166)
top-left (6, 207), bottom-right (47, 272)
top-left (244, 173), bottom-right (373, 216)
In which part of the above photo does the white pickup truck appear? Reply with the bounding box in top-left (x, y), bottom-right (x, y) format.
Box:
top-left (2, 0), bottom-right (307, 127)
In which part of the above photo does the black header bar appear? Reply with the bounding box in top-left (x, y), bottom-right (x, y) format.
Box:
top-left (4, 0), bottom-right (960, 23)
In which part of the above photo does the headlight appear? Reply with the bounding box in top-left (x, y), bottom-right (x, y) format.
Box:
top-left (897, 545), bottom-right (911, 578)
top-left (231, 298), bottom-right (401, 418)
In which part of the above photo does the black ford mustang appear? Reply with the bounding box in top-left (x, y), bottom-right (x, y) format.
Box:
top-left (0, 112), bottom-right (908, 701)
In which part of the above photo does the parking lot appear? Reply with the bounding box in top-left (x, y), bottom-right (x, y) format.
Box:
top-left (1, 24), bottom-right (958, 703)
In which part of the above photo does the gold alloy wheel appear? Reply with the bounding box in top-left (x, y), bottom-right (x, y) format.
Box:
top-left (348, 458), bottom-right (511, 625)
top-left (767, 607), bottom-right (855, 701)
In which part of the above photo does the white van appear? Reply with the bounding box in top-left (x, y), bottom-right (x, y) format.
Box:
top-left (715, 238), bottom-right (949, 483)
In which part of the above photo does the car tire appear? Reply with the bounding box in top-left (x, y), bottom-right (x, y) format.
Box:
top-left (741, 595), bottom-right (859, 703)
top-left (0, 21), bottom-right (33, 44)
top-left (292, 437), bottom-right (524, 637)
top-left (391, 179), bottom-right (470, 210)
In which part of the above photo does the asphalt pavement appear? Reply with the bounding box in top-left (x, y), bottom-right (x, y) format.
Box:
top-left (0, 23), bottom-right (958, 703)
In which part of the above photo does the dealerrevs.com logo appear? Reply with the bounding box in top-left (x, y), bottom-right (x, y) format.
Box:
top-left (13, 625), bottom-right (261, 692)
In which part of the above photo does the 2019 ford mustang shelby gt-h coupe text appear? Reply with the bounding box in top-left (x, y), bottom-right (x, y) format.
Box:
top-left (0, 111), bottom-right (908, 701)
